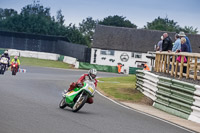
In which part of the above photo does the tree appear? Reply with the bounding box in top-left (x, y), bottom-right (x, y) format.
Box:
top-left (56, 9), bottom-right (65, 26)
top-left (65, 24), bottom-right (89, 45)
top-left (144, 16), bottom-right (179, 32)
top-left (20, 0), bottom-right (50, 18)
top-left (180, 26), bottom-right (198, 34)
top-left (79, 17), bottom-right (98, 46)
top-left (99, 15), bottom-right (137, 28)
top-left (144, 16), bottom-right (198, 34)
top-left (0, 8), bottom-right (18, 21)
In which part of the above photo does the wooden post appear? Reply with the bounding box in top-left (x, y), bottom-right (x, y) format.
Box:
top-left (164, 54), bottom-right (167, 73)
top-left (157, 54), bottom-right (161, 72)
top-left (154, 54), bottom-right (158, 72)
top-left (171, 55), bottom-right (175, 76)
top-left (160, 54), bottom-right (164, 72)
top-left (186, 56), bottom-right (190, 79)
top-left (167, 55), bottom-right (170, 74)
top-left (179, 55), bottom-right (184, 78)
top-left (194, 57), bottom-right (198, 80)
top-left (174, 57), bottom-right (178, 78)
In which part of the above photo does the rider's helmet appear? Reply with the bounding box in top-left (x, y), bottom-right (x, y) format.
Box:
top-left (4, 50), bottom-right (8, 56)
top-left (88, 68), bottom-right (97, 79)
top-left (14, 56), bottom-right (18, 61)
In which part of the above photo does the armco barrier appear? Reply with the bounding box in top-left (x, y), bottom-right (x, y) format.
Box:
top-left (20, 51), bottom-right (38, 58)
top-left (8, 49), bottom-right (20, 56)
top-left (129, 67), bottom-right (143, 74)
top-left (63, 56), bottom-right (77, 65)
top-left (8, 49), bottom-right (60, 61)
top-left (79, 62), bottom-right (118, 73)
top-left (7, 49), bottom-right (78, 66)
top-left (136, 70), bottom-right (200, 124)
top-left (37, 52), bottom-right (59, 60)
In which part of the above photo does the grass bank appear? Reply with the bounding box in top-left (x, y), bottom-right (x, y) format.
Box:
top-left (12, 56), bottom-right (73, 69)
top-left (97, 75), bottom-right (146, 103)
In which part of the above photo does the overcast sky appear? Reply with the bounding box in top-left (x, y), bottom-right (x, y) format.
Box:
top-left (1, 0), bottom-right (200, 33)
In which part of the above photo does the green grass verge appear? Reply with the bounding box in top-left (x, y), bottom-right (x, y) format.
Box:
top-left (12, 56), bottom-right (73, 69)
top-left (98, 75), bottom-right (144, 102)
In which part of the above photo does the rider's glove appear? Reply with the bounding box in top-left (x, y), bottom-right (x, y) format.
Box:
top-left (77, 83), bottom-right (83, 88)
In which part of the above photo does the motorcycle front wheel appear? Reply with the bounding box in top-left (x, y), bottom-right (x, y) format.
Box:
top-left (0, 65), bottom-right (5, 75)
top-left (12, 68), bottom-right (16, 75)
top-left (72, 93), bottom-right (88, 112)
top-left (59, 98), bottom-right (67, 109)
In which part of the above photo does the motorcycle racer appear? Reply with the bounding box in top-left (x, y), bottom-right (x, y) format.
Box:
top-left (1, 50), bottom-right (10, 67)
top-left (66, 68), bottom-right (98, 104)
top-left (11, 56), bottom-right (20, 71)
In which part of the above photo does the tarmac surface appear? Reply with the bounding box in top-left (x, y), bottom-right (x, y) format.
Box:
top-left (0, 66), bottom-right (198, 133)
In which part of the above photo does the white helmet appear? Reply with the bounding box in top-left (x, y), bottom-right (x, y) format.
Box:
top-left (4, 50), bottom-right (8, 55)
top-left (88, 68), bottom-right (97, 79)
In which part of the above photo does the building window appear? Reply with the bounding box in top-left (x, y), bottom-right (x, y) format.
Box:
top-left (100, 50), bottom-right (115, 56)
top-left (131, 53), bottom-right (134, 58)
top-left (134, 53), bottom-right (142, 58)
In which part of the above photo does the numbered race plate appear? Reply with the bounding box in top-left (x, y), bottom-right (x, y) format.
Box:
top-left (0, 57), bottom-right (8, 64)
top-left (88, 86), bottom-right (94, 94)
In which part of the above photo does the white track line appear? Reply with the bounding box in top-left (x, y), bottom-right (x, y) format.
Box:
top-left (96, 90), bottom-right (196, 133)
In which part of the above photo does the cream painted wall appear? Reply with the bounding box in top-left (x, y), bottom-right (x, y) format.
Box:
top-left (90, 48), bottom-right (153, 70)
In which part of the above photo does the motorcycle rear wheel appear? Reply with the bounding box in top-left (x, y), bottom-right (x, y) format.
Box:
top-left (59, 98), bottom-right (67, 109)
top-left (12, 68), bottom-right (16, 75)
top-left (72, 93), bottom-right (88, 112)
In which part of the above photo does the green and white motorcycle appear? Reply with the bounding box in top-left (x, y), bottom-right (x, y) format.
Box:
top-left (59, 81), bottom-right (96, 112)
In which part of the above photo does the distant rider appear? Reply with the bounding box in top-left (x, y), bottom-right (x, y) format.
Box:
top-left (11, 56), bottom-right (20, 71)
top-left (1, 50), bottom-right (10, 67)
top-left (66, 68), bottom-right (98, 104)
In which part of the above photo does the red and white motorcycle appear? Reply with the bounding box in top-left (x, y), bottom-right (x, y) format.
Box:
top-left (11, 61), bottom-right (19, 75)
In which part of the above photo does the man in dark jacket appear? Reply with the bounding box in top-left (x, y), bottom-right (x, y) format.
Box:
top-left (162, 33), bottom-right (173, 51)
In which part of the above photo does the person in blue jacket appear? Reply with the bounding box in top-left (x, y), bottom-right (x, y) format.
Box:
top-left (178, 31), bottom-right (192, 52)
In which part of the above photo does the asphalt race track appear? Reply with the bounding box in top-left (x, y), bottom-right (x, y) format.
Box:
top-left (0, 66), bottom-right (194, 133)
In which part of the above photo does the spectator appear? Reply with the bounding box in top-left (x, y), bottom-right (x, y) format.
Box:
top-left (178, 31), bottom-right (192, 52)
top-left (177, 37), bottom-right (189, 53)
top-left (176, 37), bottom-right (188, 73)
top-left (117, 63), bottom-right (124, 74)
top-left (162, 33), bottom-right (173, 51)
top-left (171, 33), bottom-right (181, 52)
top-left (156, 36), bottom-right (163, 51)
top-left (142, 63), bottom-right (150, 71)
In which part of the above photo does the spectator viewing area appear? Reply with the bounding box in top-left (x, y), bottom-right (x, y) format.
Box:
top-left (154, 51), bottom-right (200, 80)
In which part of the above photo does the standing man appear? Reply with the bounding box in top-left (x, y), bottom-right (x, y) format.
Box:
top-left (156, 36), bottom-right (163, 51)
top-left (178, 31), bottom-right (192, 52)
top-left (162, 33), bottom-right (173, 51)
top-left (142, 63), bottom-right (150, 71)
top-left (171, 33), bottom-right (181, 52)
top-left (117, 63), bottom-right (124, 74)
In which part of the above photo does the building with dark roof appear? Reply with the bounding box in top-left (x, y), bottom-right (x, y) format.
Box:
top-left (90, 25), bottom-right (200, 72)
top-left (92, 25), bottom-right (200, 53)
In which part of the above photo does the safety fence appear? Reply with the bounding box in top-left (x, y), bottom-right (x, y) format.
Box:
top-left (7, 49), bottom-right (78, 66)
top-left (129, 67), bottom-right (143, 74)
top-left (79, 62), bottom-right (118, 73)
top-left (154, 51), bottom-right (200, 80)
top-left (136, 70), bottom-right (200, 124)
